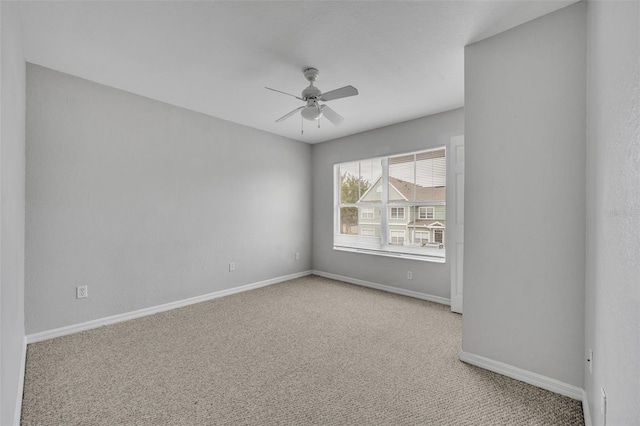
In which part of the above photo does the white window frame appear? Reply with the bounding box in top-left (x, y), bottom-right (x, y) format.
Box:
top-left (390, 230), bottom-right (405, 244)
top-left (414, 231), bottom-right (430, 244)
top-left (419, 206), bottom-right (435, 220)
top-left (361, 207), bottom-right (374, 219)
top-left (390, 207), bottom-right (405, 219)
top-left (333, 147), bottom-right (446, 262)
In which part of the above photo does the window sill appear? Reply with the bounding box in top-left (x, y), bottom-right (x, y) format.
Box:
top-left (333, 245), bottom-right (446, 263)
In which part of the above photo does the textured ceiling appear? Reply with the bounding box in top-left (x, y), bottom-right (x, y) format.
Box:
top-left (19, 1), bottom-right (576, 144)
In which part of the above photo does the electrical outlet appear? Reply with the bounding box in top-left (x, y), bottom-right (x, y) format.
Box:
top-left (76, 285), bottom-right (88, 299)
top-left (295, 252), bottom-right (300, 260)
top-left (229, 262), bottom-right (235, 272)
top-left (407, 271), bottom-right (413, 280)
top-left (601, 388), bottom-right (607, 425)
top-left (588, 349), bottom-right (593, 374)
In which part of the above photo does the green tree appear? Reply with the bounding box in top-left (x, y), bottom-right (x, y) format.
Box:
top-left (340, 173), bottom-right (371, 234)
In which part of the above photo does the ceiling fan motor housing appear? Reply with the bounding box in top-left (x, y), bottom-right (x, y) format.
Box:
top-left (302, 85), bottom-right (321, 100)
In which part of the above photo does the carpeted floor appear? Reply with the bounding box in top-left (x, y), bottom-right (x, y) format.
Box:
top-left (21, 275), bottom-right (584, 425)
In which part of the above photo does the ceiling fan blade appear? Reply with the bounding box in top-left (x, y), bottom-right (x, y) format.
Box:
top-left (320, 105), bottom-right (344, 126)
top-left (265, 87), bottom-right (303, 101)
top-left (319, 85), bottom-right (358, 102)
top-left (276, 106), bottom-right (305, 122)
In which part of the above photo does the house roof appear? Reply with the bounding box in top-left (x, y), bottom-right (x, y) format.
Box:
top-left (389, 177), bottom-right (446, 202)
top-left (358, 176), bottom-right (445, 203)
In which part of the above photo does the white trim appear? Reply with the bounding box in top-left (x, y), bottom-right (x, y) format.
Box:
top-left (26, 271), bottom-right (312, 344)
top-left (459, 350), bottom-right (583, 400)
top-left (311, 270), bottom-right (450, 306)
top-left (333, 245), bottom-right (446, 263)
top-left (13, 336), bottom-right (27, 426)
top-left (426, 221), bottom-right (445, 228)
top-left (582, 388), bottom-right (592, 426)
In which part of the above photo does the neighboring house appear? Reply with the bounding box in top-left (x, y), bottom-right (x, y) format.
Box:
top-left (357, 176), bottom-right (445, 248)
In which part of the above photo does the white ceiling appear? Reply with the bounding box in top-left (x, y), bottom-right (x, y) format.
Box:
top-left (19, 0), bottom-right (576, 144)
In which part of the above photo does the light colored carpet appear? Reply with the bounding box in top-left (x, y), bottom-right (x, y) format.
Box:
top-left (21, 275), bottom-right (584, 425)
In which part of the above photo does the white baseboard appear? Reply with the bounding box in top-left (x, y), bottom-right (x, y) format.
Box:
top-left (582, 388), bottom-right (592, 426)
top-left (311, 270), bottom-right (451, 306)
top-left (13, 336), bottom-right (27, 426)
top-left (26, 270), bottom-right (312, 344)
top-left (459, 350), bottom-right (583, 400)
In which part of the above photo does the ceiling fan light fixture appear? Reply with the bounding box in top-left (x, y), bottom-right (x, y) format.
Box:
top-left (301, 105), bottom-right (323, 121)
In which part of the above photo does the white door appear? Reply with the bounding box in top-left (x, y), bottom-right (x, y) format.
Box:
top-left (450, 136), bottom-right (464, 314)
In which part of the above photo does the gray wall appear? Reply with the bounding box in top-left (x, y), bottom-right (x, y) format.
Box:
top-left (311, 108), bottom-right (464, 299)
top-left (463, 2), bottom-right (586, 388)
top-left (0, 2), bottom-right (26, 425)
top-left (585, 1), bottom-right (640, 423)
top-left (26, 64), bottom-right (312, 334)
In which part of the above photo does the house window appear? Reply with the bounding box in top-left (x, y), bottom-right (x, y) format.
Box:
top-left (414, 231), bottom-right (430, 244)
top-left (360, 227), bottom-right (375, 236)
top-left (390, 231), bottom-right (405, 245)
top-left (419, 207), bottom-right (434, 219)
top-left (390, 207), bottom-right (405, 219)
top-left (333, 147), bottom-right (446, 262)
top-left (361, 207), bottom-right (374, 219)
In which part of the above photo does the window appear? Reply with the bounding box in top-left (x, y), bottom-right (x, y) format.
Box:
top-left (414, 231), bottom-right (430, 244)
top-left (390, 231), bottom-right (405, 245)
top-left (361, 207), bottom-right (374, 219)
top-left (419, 207), bottom-right (434, 219)
top-left (390, 207), bottom-right (405, 219)
top-left (334, 147), bottom-right (446, 262)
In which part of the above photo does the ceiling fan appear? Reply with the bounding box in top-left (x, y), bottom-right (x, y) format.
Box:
top-left (266, 67), bottom-right (358, 126)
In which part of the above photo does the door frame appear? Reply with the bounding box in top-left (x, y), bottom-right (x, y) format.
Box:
top-left (448, 135), bottom-right (464, 314)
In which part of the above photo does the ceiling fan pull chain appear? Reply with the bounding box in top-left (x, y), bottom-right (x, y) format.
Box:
top-left (301, 114), bottom-right (304, 135)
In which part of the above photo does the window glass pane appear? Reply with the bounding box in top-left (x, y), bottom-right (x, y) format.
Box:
top-left (359, 158), bottom-right (382, 193)
top-left (359, 206), bottom-right (381, 236)
top-left (339, 162), bottom-right (361, 204)
top-left (339, 159), bottom-right (381, 204)
top-left (389, 153), bottom-right (414, 202)
top-left (339, 207), bottom-right (359, 235)
top-left (415, 148), bottom-right (446, 202)
top-left (407, 205), bottom-right (446, 249)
